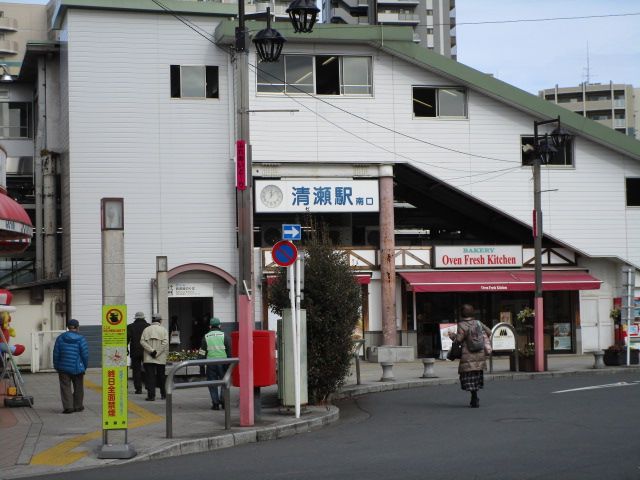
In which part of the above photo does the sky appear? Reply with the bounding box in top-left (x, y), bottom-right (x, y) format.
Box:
top-left (10, 0), bottom-right (640, 95)
top-left (455, 0), bottom-right (640, 94)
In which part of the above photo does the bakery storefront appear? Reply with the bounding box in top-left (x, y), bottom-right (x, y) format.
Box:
top-left (400, 245), bottom-right (602, 358)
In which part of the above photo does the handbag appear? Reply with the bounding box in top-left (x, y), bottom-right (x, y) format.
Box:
top-left (447, 340), bottom-right (462, 360)
top-left (169, 329), bottom-right (181, 345)
top-left (483, 332), bottom-right (492, 355)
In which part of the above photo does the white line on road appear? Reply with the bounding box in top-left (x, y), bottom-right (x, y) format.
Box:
top-left (553, 381), bottom-right (639, 394)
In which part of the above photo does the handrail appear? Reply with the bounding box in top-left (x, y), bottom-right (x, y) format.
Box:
top-left (165, 357), bottom-right (239, 438)
top-left (352, 339), bottom-right (365, 385)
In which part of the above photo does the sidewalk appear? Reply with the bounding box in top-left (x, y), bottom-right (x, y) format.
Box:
top-left (1, 354), bottom-right (636, 479)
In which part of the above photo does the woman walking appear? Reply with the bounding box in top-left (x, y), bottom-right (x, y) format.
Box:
top-left (449, 304), bottom-right (492, 408)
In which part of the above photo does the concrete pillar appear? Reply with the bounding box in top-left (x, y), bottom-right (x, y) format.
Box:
top-left (379, 165), bottom-right (396, 346)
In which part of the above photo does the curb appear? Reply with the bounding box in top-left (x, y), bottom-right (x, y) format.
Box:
top-left (133, 405), bottom-right (339, 463)
top-left (334, 365), bottom-right (640, 400)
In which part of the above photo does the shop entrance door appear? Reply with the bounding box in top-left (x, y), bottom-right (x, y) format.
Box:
top-left (168, 297), bottom-right (214, 351)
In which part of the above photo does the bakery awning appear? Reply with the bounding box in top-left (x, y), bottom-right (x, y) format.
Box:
top-left (399, 270), bottom-right (602, 292)
top-left (0, 192), bottom-right (32, 239)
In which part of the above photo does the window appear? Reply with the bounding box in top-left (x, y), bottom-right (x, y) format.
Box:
top-left (0, 102), bottom-right (32, 139)
top-left (170, 65), bottom-right (219, 99)
top-left (627, 178), bottom-right (640, 207)
top-left (521, 135), bottom-right (574, 167)
top-left (256, 55), bottom-right (372, 96)
top-left (412, 87), bottom-right (466, 118)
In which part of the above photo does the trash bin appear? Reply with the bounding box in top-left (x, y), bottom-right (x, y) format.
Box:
top-left (231, 330), bottom-right (277, 387)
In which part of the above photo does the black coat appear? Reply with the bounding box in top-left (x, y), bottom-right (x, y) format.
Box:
top-left (127, 318), bottom-right (149, 358)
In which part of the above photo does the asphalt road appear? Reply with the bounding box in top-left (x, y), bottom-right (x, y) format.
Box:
top-left (33, 372), bottom-right (640, 480)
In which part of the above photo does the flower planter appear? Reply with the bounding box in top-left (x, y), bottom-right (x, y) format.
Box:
top-left (602, 349), bottom-right (639, 366)
top-left (509, 353), bottom-right (548, 372)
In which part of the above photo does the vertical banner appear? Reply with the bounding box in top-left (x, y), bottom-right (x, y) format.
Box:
top-left (102, 305), bottom-right (128, 429)
top-left (236, 140), bottom-right (247, 191)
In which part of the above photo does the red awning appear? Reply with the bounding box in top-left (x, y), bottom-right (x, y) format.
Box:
top-left (0, 191), bottom-right (32, 240)
top-left (399, 270), bottom-right (602, 292)
top-left (356, 275), bottom-right (371, 285)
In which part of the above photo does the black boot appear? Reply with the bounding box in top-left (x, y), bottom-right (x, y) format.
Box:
top-left (470, 391), bottom-right (479, 408)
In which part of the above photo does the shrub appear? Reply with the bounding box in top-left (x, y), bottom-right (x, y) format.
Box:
top-left (269, 222), bottom-right (361, 403)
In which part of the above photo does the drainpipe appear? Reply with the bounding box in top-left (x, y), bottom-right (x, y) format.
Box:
top-left (43, 152), bottom-right (57, 279)
top-left (34, 56), bottom-right (46, 280)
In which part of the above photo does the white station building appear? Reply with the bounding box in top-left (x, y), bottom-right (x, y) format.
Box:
top-left (1, 0), bottom-right (639, 368)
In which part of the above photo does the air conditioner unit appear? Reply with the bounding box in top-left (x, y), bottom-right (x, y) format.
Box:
top-left (364, 227), bottom-right (379, 247)
top-left (261, 224), bottom-right (282, 246)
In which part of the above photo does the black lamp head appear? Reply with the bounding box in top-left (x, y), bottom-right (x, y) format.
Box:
top-left (286, 0), bottom-right (320, 33)
top-left (253, 26), bottom-right (286, 63)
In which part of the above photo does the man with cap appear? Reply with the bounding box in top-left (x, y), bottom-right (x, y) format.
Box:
top-left (53, 319), bottom-right (89, 414)
top-left (199, 317), bottom-right (230, 410)
top-left (140, 313), bottom-right (169, 401)
top-left (127, 311), bottom-right (149, 394)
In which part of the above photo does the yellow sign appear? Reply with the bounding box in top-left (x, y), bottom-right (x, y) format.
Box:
top-left (102, 305), bottom-right (128, 430)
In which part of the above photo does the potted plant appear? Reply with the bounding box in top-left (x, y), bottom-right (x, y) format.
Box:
top-left (603, 344), bottom-right (639, 366)
top-left (509, 342), bottom-right (548, 372)
top-left (167, 349), bottom-right (203, 376)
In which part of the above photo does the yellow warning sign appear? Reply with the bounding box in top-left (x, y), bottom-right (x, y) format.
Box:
top-left (102, 305), bottom-right (128, 429)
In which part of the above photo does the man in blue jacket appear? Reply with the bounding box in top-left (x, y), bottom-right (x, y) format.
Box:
top-left (53, 319), bottom-right (89, 414)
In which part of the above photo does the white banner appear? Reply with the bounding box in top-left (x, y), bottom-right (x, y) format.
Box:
top-left (167, 282), bottom-right (214, 298)
top-left (255, 179), bottom-right (379, 213)
top-left (434, 245), bottom-right (522, 269)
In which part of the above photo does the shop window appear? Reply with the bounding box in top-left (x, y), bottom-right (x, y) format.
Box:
top-left (521, 135), bottom-right (574, 167)
top-left (170, 65), bottom-right (219, 99)
top-left (257, 55), bottom-right (372, 96)
top-left (627, 178), bottom-right (640, 207)
top-left (0, 102), bottom-right (32, 139)
top-left (412, 87), bottom-right (467, 118)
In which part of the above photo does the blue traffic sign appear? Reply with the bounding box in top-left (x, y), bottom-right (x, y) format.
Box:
top-left (272, 240), bottom-right (298, 267)
top-left (282, 224), bottom-right (302, 241)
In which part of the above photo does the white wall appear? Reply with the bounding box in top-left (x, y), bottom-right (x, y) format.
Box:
top-left (65, 10), bottom-right (236, 325)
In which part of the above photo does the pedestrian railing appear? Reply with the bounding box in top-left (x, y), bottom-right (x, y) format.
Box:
top-left (352, 339), bottom-right (365, 385)
top-left (164, 358), bottom-right (239, 438)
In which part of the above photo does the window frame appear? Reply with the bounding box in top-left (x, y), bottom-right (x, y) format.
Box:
top-left (0, 102), bottom-right (33, 139)
top-left (626, 177), bottom-right (640, 207)
top-left (170, 64), bottom-right (219, 99)
top-left (256, 54), bottom-right (373, 97)
top-left (412, 86), bottom-right (468, 119)
top-left (520, 135), bottom-right (574, 168)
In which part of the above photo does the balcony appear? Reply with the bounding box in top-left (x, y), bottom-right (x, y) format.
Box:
top-left (377, 12), bottom-right (419, 24)
top-left (377, 0), bottom-right (420, 6)
top-left (0, 17), bottom-right (18, 32)
top-left (0, 39), bottom-right (19, 55)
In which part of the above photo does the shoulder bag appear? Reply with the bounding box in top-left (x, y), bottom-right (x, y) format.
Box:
top-left (447, 340), bottom-right (463, 360)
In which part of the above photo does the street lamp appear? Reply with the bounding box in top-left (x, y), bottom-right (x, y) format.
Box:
top-left (531, 116), bottom-right (571, 372)
top-left (0, 65), bottom-right (13, 83)
top-left (235, 0), bottom-right (318, 427)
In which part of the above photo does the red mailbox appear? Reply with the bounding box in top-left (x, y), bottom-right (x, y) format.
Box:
top-left (231, 330), bottom-right (277, 387)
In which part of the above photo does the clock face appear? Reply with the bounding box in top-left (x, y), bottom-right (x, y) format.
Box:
top-left (260, 185), bottom-right (283, 208)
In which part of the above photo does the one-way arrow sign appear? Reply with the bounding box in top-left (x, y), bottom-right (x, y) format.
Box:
top-left (282, 224), bottom-right (301, 241)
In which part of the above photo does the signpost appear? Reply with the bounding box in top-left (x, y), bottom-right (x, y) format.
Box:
top-left (272, 240), bottom-right (302, 418)
top-left (98, 305), bottom-right (136, 458)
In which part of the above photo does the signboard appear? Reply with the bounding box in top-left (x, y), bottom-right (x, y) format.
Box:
top-left (282, 224), bottom-right (302, 241)
top-left (491, 323), bottom-right (516, 351)
top-left (439, 323), bottom-right (457, 351)
top-left (553, 323), bottom-right (572, 350)
top-left (102, 305), bottom-right (128, 430)
top-left (255, 179), bottom-right (379, 213)
top-left (168, 282), bottom-right (214, 298)
top-left (434, 245), bottom-right (523, 269)
top-left (272, 240), bottom-right (298, 267)
top-left (236, 140), bottom-right (247, 191)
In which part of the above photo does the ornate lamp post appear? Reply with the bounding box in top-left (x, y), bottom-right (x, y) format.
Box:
top-left (531, 116), bottom-right (571, 372)
top-left (235, 0), bottom-right (319, 427)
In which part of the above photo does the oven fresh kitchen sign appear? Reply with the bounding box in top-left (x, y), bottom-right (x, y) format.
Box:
top-left (434, 246), bottom-right (523, 269)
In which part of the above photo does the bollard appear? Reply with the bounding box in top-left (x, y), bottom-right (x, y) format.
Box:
top-left (421, 358), bottom-right (437, 378)
top-left (592, 351), bottom-right (605, 369)
top-left (380, 362), bottom-right (395, 381)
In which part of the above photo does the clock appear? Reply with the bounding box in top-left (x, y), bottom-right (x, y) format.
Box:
top-left (260, 184), bottom-right (283, 208)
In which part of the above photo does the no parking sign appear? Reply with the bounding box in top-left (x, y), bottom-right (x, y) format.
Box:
top-left (272, 240), bottom-right (298, 267)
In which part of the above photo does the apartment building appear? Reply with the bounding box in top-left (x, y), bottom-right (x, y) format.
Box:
top-left (540, 82), bottom-right (640, 140)
top-left (321, 0), bottom-right (456, 58)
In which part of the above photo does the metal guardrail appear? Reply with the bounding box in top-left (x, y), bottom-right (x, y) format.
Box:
top-left (352, 339), bottom-right (365, 385)
top-left (164, 358), bottom-right (239, 438)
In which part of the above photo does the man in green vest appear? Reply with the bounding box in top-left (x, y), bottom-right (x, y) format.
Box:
top-left (200, 317), bottom-right (230, 410)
